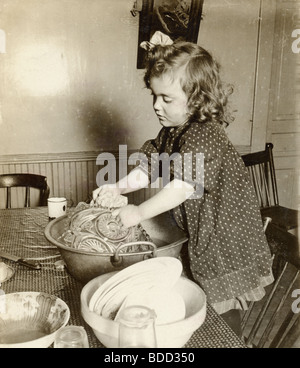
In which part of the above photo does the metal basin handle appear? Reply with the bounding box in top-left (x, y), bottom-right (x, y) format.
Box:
top-left (112, 241), bottom-right (157, 266)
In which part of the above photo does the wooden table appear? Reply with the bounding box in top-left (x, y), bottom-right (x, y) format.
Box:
top-left (0, 207), bottom-right (247, 348)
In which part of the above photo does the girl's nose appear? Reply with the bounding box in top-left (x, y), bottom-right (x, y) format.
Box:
top-left (153, 96), bottom-right (161, 112)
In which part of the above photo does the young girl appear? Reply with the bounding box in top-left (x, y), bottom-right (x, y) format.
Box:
top-left (93, 32), bottom-right (274, 335)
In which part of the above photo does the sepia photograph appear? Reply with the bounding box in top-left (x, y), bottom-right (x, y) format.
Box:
top-left (0, 0), bottom-right (299, 352)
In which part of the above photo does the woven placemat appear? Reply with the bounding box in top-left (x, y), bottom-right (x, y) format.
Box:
top-left (0, 208), bottom-right (246, 349)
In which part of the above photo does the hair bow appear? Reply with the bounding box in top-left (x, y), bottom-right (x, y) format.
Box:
top-left (140, 31), bottom-right (174, 51)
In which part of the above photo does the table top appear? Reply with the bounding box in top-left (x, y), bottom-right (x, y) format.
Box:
top-left (0, 207), bottom-right (247, 348)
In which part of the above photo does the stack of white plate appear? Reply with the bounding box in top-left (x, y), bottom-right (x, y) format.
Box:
top-left (88, 257), bottom-right (186, 325)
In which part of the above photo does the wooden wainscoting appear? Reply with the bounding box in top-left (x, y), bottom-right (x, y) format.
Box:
top-left (0, 151), bottom-right (159, 209)
top-left (0, 144), bottom-right (250, 209)
top-left (0, 152), bottom-right (99, 209)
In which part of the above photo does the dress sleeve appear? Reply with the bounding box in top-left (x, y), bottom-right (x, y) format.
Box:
top-left (136, 128), bottom-right (166, 183)
top-left (137, 139), bottom-right (159, 182)
top-left (178, 123), bottom-right (227, 198)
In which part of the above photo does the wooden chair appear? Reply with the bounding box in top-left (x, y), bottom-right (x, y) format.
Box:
top-left (242, 143), bottom-right (298, 231)
top-left (241, 144), bottom-right (300, 347)
top-left (0, 173), bottom-right (50, 208)
top-left (241, 222), bottom-right (300, 348)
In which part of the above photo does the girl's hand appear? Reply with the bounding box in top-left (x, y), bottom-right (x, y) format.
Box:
top-left (91, 184), bottom-right (121, 208)
top-left (112, 205), bottom-right (143, 228)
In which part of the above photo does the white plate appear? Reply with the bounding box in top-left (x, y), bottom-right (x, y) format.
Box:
top-left (93, 272), bottom-right (158, 316)
top-left (90, 257), bottom-right (183, 313)
top-left (89, 257), bottom-right (182, 312)
top-left (115, 286), bottom-right (186, 325)
top-left (99, 275), bottom-right (165, 318)
top-left (89, 268), bottom-right (161, 312)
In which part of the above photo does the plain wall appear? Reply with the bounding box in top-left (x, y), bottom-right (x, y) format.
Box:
top-left (0, 0), bottom-right (159, 155)
top-left (0, 0), bottom-right (269, 156)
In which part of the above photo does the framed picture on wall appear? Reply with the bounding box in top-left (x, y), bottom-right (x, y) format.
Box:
top-left (137, 0), bottom-right (204, 68)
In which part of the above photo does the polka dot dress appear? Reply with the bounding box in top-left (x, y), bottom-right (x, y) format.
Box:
top-left (139, 120), bottom-right (273, 307)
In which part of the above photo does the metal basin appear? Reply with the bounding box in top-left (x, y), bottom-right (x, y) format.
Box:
top-left (45, 212), bottom-right (188, 284)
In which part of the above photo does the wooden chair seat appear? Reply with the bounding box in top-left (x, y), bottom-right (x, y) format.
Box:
top-left (261, 206), bottom-right (298, 232)
top-left (0, 173), bottom-right (50, 208)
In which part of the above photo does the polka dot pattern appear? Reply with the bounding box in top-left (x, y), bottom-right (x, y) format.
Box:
top-left (139, 121), bottom-right (273, 305)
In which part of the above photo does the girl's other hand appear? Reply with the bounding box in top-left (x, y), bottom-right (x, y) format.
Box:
top-left (91, 184), bottom-right (121, 207)
top-left (112, 205), bottom-right (143, 228)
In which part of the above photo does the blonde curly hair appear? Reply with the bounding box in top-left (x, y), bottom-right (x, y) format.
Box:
top-left (143, 41), bottom-right (234, 126)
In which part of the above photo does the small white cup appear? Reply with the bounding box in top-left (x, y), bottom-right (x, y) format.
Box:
top-left (48, 197), bottom-right (67, 220)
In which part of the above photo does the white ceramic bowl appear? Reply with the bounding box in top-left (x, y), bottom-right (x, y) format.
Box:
top-left (0, 292), bottom-right (70, 348)
top-left (81, 272), bottom-right (207, 348)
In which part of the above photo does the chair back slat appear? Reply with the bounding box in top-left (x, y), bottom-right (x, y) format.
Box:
top-left (6, 187), bottom-right (11, 209)
top-left (268, 143), bottom-right (280, 205)
top-left (248, 166), bottom-right (262, 205)
top-left (242, 143), bottom-right (279, 208)
top-left (25, 186), bottom-right (30, 207)
top-left (259, 163), bottom-right (272, 206)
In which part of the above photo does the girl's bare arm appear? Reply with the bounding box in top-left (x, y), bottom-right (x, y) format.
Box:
top-left (113, 179), bottom-right (195, 228)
